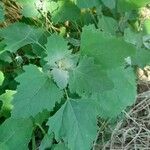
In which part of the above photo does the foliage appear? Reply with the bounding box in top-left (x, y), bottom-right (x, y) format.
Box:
top-left (0, 0), bottom-right (150, 149)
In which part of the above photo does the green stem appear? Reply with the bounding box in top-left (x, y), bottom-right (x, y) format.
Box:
top-left (64, 88), bottom-right (69, 100)
top-left (35, 123), bottom-right (46, 135)
top-left (32, 133), bottom-right (36, 150)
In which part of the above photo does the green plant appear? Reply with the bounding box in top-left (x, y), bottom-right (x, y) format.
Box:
top-left (0, 0), bottom-right (150, 150)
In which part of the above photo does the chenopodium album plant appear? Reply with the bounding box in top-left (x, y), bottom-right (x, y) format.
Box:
top-left (0, 0), bottom-right (150, 150)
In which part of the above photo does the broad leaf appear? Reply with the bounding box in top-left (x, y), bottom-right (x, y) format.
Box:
top-left (51, 1), bottom-right (80, 23)
top-left (134, 48), bottom-right (150, 67)
top-left (95, 67), bottom-right (137, 118)
top-left (52, 143), bottom-right (69, 150)
top-left (72, 0), bottom-right (100, 8)
top-left (101, 0), bottom-right (116, 9)
top-left (0, 22), bottom-right (43, 52)
top-left (12, 65), bottom-right (63, 118)
top-left (81, 25), bottom-right (136, 69)
top-left (69, 56), bottom-right (113, 95)
top-left (47, 98), bottom-right (98, 150)
top-left (98, 15), bottom-right (118, 35)
top-left (39, 134), bottom-right (53, 150)
top-left (0, 118), bottom-right (33, 150)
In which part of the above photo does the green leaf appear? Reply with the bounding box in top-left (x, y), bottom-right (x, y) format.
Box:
top-left (17, 0), bottom-right (40, 18)
top-left (45, 34), bottom-right (70, 67)
top-left (143, 20), bottom-right (150, 34)
top-left (0, 90), bottom-right (16, 118)
top-left (143, 35), bottom-right (150, 49)
top-left (39, 134), bottom-right (53, 150)
top-left (51, 1), bottom-right (80, 23)
top-left (69, 56), bottom-right (113, 95)
top-left (98, 15), bottom-right (118, 35)
top-left (72, 0), bottom-right (100, 8)
top-left (81, 25), bottom-right (136, 69)
top-left (52, 143), bottom-right (69, 150)
top-left (17, 0), bottom-right (50, 18)
top-left (52, 68), bottom-right (69, 89)
top-left (134, 48), bottom-right (150, 67)
top-left (0, 22), bottom-right (43, 53)
top-left (0, 118), bottom-right (33, 150)
top-left (12, 65), bottom-right (63, 118)
top-left (101, 0), bottom-right (116, 9)
top-left (0, 71), bottom-right (4, 86)
top-left (117, 0), bottom-right (150, 12)
top-left (95, 67), bottom-right (137, 118)
top-left (124, 28), bottom-right (143, 47)
top-left (80, 25), bottom-right (137, 118)
top-left (0, 3), bottom-right (5, 22)
top-left (47, 98), bottom-right (98, 150)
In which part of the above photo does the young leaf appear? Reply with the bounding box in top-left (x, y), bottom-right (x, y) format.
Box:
top-left (51, 68), bottom-right (69, 89)
top-left (0, 22), bottom-right (43, 53)
top-left (0, 90), bottom-right (16, 118)
top-left (69, 56), bottom-right (113, 95)
top-left (47, 98), bottom-right (98, 150)
top-left (45, 34), bottom-right (70, 67)
top-left (0, 118), bottom-right (33, 150)
top-left (12, 65), bottom-right (63, 118)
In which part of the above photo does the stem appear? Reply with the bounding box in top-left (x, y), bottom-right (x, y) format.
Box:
top-left (35, 123), bottom-right (46, 135)
top-left (64, 88), bottom-right (69, 99)
top-left (32, 133), bottom-right (36, 150)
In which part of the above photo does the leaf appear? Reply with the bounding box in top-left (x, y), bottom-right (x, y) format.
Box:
top-left (17, 0), bottom-right (40, 18)
top-left (0, 22), bottom-right (43, 53)
top-left (0, 3), bottom-right (4, 22)
top-left (0, 90), bottom-right (16, 118)
top-left (0, 118), bottom-right (33, 150)
top-left (45, 34), bottom-right (70, 67)
top-left (124, 28), bottom-right (143, 47)
top-left (98, 15), bottom-right (118, 35)
top-left (80, 25), bottom-right (137, 118)
top-left (12, 65), bottom-right (63, 118)
top-left (72, 0), bottom-right (100, 8)
top-left (39, 134), bottom-right (53, 150)
top-left (0, 71), bottom-right (4, 86)
top-left (47, 98), bottom-right (98, 150)
top-left (143, 20), bottom-right (150, 34)
top-left (143, 34), bottom-right (150, 49)
top-left (117, 0), bottom-right (150, 12)
top-left (69, 56), bottom-right (113, 95)
top-left (133, 48), bottom-right (150, 67)
top-left (52, 143), bottom-right (69, 150)
top-left (51, 1), bottom-right (80, 23)
top-left (81, 25), bottom-right (136, 69)
top-left (52, 68), bottom-right (69, 89)
top-left (95, 67), bottom-right (137, 118)
top-left (101, 0), bottom-right (116, 9)
top-left (17, 0), bottom-right (50, 18)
